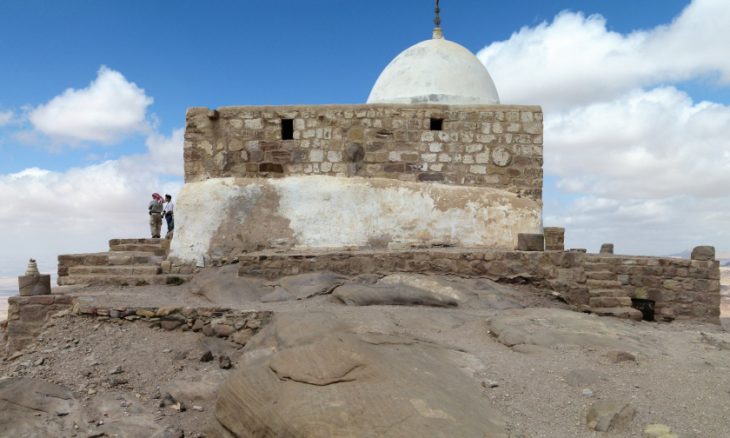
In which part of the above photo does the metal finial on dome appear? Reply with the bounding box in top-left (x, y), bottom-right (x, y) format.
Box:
top-left (433, 0), bottom-right (443, 39)
top-left (434, 0), bottom-right (441, 27)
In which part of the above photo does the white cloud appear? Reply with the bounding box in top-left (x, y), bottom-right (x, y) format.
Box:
top-left (546, 87), bottom-right (730, 199)
top-left (0, 110), bottom-right (13, 126)
top-left (479, 0), bottom-right (730, 254)
top-left (545, 195), bottom-right (730, 255)
top-left (125, 128), bottom-right (185, 176)
top-left (478, 0), bottom-right (730, 110)
top-left (29, 66), bottom-right (153, 144)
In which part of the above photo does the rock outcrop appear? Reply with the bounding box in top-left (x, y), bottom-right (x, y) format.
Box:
top-left (214, 312), bottom-right (509, 437)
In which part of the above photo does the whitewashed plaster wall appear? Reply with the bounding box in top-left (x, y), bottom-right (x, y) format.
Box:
top-left (169, 176), bottom-right (541, 266)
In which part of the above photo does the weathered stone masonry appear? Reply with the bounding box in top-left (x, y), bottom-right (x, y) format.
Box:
top-left (3, 294), bottom-right (272, 354)
top-left (183, 104), bottom-right (543, 202)
top-left (583, 254), bottom-right (720, 322)
top-left (237, 249), bottom-right (720, 324)
top-left (4, 295), bottom-right (73, 353)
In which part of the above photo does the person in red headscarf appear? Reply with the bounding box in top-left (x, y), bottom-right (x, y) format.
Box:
top-left (148, 193), bottom-right (164, 238)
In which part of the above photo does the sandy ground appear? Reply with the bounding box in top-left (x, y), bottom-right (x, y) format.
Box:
top-left (1, 267), bottom-right (729, 437)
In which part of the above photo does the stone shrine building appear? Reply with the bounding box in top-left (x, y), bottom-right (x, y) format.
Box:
top-left (3, 2), bottom-right (719, 379)
top-left (169, 25), bottom-right (544, 267)
top-left (41, 8), bottom-right (720, 345)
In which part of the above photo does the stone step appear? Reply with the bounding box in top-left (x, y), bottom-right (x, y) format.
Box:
top-left (60, 252), bottom-right (164, 267)
top-left (105, 252), bottom-right (165, 266)
top-left (589, 296), bottom-right (633, 308)
top-left (109, 244), bottom-right (167, 255)
top-left (589, 288), bottom-right (628, 298)
top-left (586, 279), bottom-right (623, 289)
top-left (57, 274), bottom-right (191, 287)
top-left (109, 238), bottom-right (167, 247)
top-left (68, 265), bottom-right (161, 276)
top-left (585, 271), bottom-right (616, 281)
top-left (590, 306), bottom-right (643, 321)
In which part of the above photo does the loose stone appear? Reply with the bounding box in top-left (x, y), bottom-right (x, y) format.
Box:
top-left (200, 351), bottom-right (214, 362)
top-left (219, 355), bottom-right (232, 370)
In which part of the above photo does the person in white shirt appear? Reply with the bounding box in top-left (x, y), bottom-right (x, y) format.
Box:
top-left (163, 194), bottom-right (174, 237)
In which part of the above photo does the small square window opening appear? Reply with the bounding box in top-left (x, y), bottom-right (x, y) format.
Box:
top-left (281, 119), bottom-right (294, 140)
top-left (430, 118), bottom-right (443, 131)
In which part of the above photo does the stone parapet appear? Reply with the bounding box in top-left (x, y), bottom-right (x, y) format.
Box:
top-left (184, 104), bottom-right (543, 202)
top-left (3, 296), bottom-right (272, 354)
top-left (5, 294), bottom-right (74, 353)
top-left (584, 254), bottom-right (720, 323)
top-left (543, 227), bottom-right (565, 251)
top-left (237, 249), bottom-right (721, 324)
top-left (238, 248), bottom-right (588, 304)
top-left (599, 244), bottom-right (614, 254)
top-left (71, 304), bottom-right (271, 345)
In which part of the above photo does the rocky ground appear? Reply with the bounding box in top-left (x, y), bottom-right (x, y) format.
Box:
top-left (0, 267), bottom-right (729, 437)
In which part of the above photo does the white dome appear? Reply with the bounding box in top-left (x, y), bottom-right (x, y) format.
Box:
top-left (367, 36), bottom-right (500, 105)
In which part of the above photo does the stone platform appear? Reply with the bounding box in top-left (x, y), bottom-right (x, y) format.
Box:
top-left (2, 246), bottom-right (722, 355)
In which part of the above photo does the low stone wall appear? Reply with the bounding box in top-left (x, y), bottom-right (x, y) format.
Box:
top-left (4, 294), bottom-right (73, 353)
top-left (72, 304), bottom-right (271, 345)
top-left (3, 295), bottom-right (272, 354)
top-left (238, 249), bottom-right (588, 304)
top-left (585, 254), bottom-right (720, 322)
top-left (184, 104), bottom-right (543, 202)
top-left (238, 249), bottom-right (721, 324)
top-left (6, 249), bottom-right (719, 357)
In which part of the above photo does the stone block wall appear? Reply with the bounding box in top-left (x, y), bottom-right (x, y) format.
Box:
top-left (4, 294), bottom-right (73, 353)
top-left (237, 249), bottom-right (721, 324)
top-left (184, 104), bottom-right (543, 202)
top-left (72, 305), bottom-right (271, 346)
top-left (238, 249), bottom-right (587, 304)
top-left (3, 297), bottom-right (272, 354)
top-left (585, 255), bottom-right (720, 323)
top-left (544, 227), bottom-right (565, 251)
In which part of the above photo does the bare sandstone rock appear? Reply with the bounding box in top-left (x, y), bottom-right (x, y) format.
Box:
top-left (0, 378), bottom-right (163, 437)
top-left (333, 279), bottom-right (459, 307)
top-left (214, 312), bottom-right (509, 437)
top-left (487, 308), bottom-right (652, 352)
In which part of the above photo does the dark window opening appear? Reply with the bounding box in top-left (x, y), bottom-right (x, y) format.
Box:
top-left (281, 119), bottom-right (294, 140)
top-left (430, 118), bottom-right (444, 131)
top-left (631, 298), bottom-right (655, 321)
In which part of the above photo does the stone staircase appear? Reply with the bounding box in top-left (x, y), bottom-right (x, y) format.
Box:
top-left (58, 239), bottom-right (191, 287)
top-left (584, 260), bottom-right (642, 320)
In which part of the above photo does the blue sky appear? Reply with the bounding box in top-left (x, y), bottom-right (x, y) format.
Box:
top-left (1, 0), bottom-right (729, 284)
top-left (0, 0), bottom-right (690, 155)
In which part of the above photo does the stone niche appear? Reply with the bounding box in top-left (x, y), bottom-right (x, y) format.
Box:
top-left (171, 104), bottom-right (544, 266)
